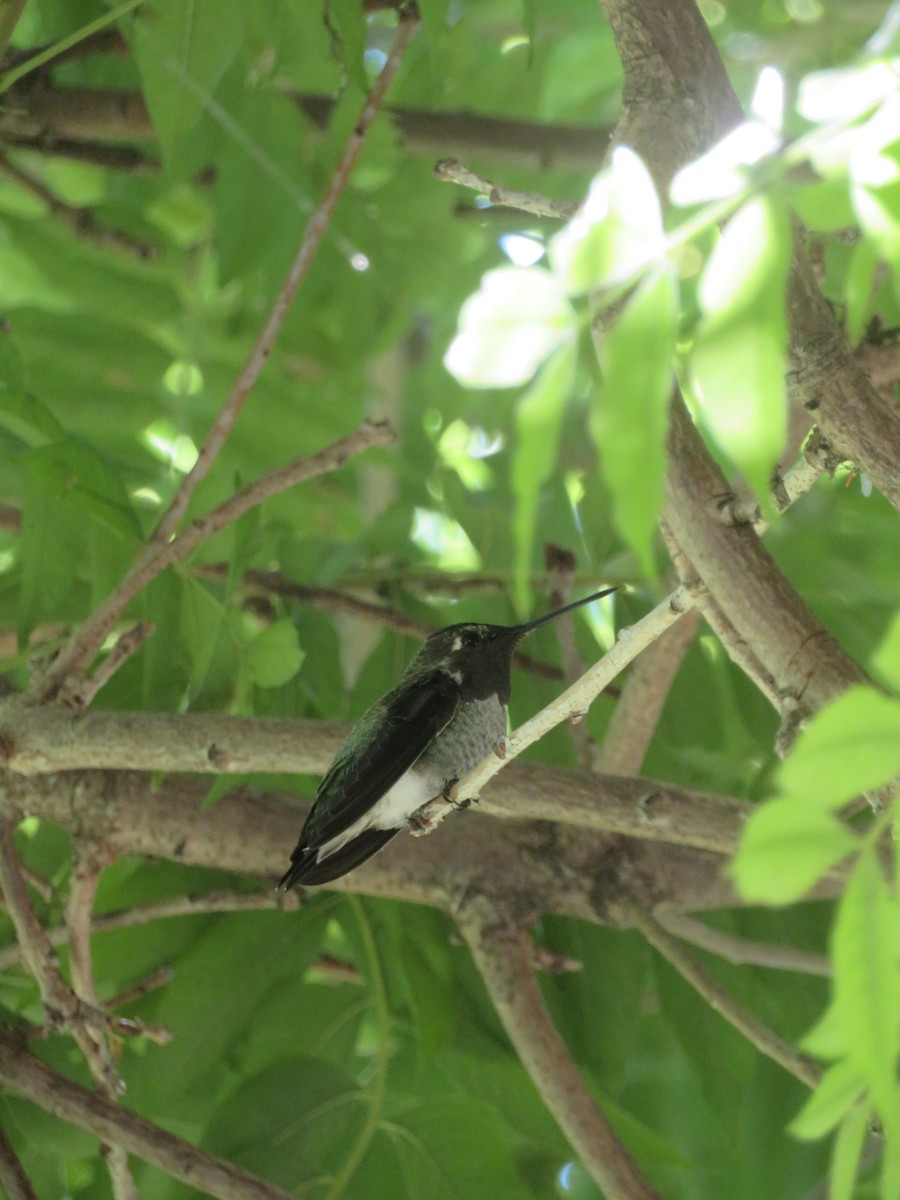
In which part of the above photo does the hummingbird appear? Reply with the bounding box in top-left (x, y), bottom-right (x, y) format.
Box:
top-left (278, 587), bottom-right (615, 888)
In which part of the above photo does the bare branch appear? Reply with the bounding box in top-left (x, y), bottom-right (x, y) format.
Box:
top-left (656, 912), bottom-right (831, 977)
top-left (0, 1121), bottom-right (36, 1200)
top-left (626, 905), bottom-right (822, 1090)
top-left (0, 890), bottom-right (304, 971)
top-left (663, 393), bottom-right (867, 715)
top-left (66, 853), bottom-right (138, 1200)
top-left (460, 903), bottom-right (661, 1200)
top-left (76, 623), bottom-right (155, 708)
top-left (597, 608), bottom-right (700, 775)
top-left (0, 0), bottom-right (27, 62)
top-left (0, 153), bottom-right (153, 255)
top-left (0, 84), bottom-right (612, 172)
top-left (0, 503), bottom-right (21, 533)
top-left (195, 565), bottom-right (565, 681)
top-left (544, 545), bottom-right (597, 771)
top-left (0, 821), bottom-right (78, 1023)
top-left (433, 157), bottom-right (579, 220)
top-left (0, 1031), bottom-right (299, 1200)
top-left (0, 704), bottom-right (753, 852)
top-left (0, 764), bottom-right (855, 918)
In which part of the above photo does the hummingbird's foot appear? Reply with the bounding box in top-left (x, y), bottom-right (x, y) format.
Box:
top-left (494, 737), bottom-right (508, 759)
top-left (441, 776), bottom-right (460, 802)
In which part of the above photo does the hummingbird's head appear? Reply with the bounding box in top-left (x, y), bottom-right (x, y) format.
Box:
top-left (410, 587), bottom-right (616, 704)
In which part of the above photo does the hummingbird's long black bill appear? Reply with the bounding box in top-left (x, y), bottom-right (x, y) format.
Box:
top-left (507, 586), bottom-right (616, 643)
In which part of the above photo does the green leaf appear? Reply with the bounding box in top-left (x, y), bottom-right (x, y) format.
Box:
top-left (247, 619), bottom-right (305, 688)
top-left (801, 999), bottom-right (850, 1060)
top-left (790, 177), bottom-right (856, 233)
top-left (324, 0), bottom-right (368, 92)
top-left (551, 147), bottom-right (664, 294)
top-left (850, 101), bottom-right (900, 268)
top-left (790, 1059), bottom-right (867, 1140)
top-left (593, 265), bottom-right (676, 580)
top-left (510, 345), bottom-right (575, 613)
top-left (777, 686), bottom-right (900, 810)
top-left (830, 1105), bottom-right (870, 1200)
top-left (844, 237), bottom-right (880, 345)
top-left (0, 386), bottom-right (66, 448)
top-left (25, 441), bottom-right (143, 540)
top-left (690, 194), bottom-right (790, 505)
top-left (131, 0), bottom-right (246, 170)
top-left (871, 611), bottom-right (900, 691)
top-left (444, 266), bottom-right (575, 387)
top-left (732, 799), bottom-right (858, 904)
top-left (832, 851), bottom-right (900, 1115)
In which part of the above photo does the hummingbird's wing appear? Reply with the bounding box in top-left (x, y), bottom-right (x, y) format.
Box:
top-left (305, 669), bottom-right (460, 845)
top-left (279, 669), bottom-right (460, 887)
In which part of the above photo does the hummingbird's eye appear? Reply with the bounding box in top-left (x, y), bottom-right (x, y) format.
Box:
top-left (460, 629), bottom-right (481, 648)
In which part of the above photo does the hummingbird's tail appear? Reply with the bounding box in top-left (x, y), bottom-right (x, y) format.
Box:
top-left (278, 827), bottom-right (399, 888)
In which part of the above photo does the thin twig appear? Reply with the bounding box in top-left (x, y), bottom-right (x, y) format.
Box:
top-left (0, 1121), bottom-right (36, 1200)
top-left (74, 622), bottom-right (155, 708)
top-left (0, 0), bottom-right (27, 62)
top-left (31, 421), bottom-right (394, 704)
top-left (544, 545), bottom-right (596, 770)
top-left (67, 853), bottom-right (137, 1200)
top-left (596, 608), bottom-right (700, 774)
top-left (0, 822), bottom-right (77, 1021)
top-left (0, 889), bottom-right (304, 971)
top-left (0, 1031), bottom-right (298, 1200)
top-left (195, 565), bottom-right (565, 681)
top-left (459, 903), bottom-right (661, 1200)
top-left (0, 823), bottom-right (123, 1103)
top-left (412, 583), bottom-right (704, 831)
top-left (626, 904), bottom-right (822, 1090)
top-left (434, 157), bottom-right (579, 220)
top-left (657, 911), bottom-right (831, 976)
top-left (0, 154), bottom-right (153, 255)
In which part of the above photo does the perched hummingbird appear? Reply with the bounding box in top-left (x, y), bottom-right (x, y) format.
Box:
top-left (278, 587), bottom-right (615, 888)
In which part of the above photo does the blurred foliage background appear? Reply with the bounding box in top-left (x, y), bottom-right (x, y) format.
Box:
top-left (0, 1), bottom-right (898, 1198)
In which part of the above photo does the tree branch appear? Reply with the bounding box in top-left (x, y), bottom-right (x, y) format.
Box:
top-left (0, 766), bottom-right (854, 932)
top-left (0, 1121), bottom-right (36, 1200)
top-left (663, 392), bottom-right (868, 716)
top-left (596, 608), bottom-right (700, 774)
top-left (0, 84), bottom-right (613, 172)
top-left (0, 1031), bottom-right (298, 1200)
top-left (656, 912), bottom-right (831, 976)
top-left (459, 903), bottom-right (662, 1200)
top-left (0, 0), bottom-right (27, 62)
top-left (433, 157), bottom-right (579, 220)
top-left (626, 904), bottom-right (822, 1090)
top-left (195, 565), bottom-right (566, 682)
top-left (66, 851), bottom-right (138, 1200)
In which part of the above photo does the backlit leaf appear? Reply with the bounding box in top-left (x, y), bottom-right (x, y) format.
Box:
top-left (444, 267), bottom-right (575, 387)
top-left (732, 799), bottom-right (858, 904)
top-left (777, 687), bottom-right (900, 810)
top-left (690, 194), bottom-right (791, 504)
top-left (593, 265), bottom-right (676, 580)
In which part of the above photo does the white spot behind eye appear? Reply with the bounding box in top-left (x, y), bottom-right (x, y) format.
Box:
top-left (452, 635), bottom-right (462, 651)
